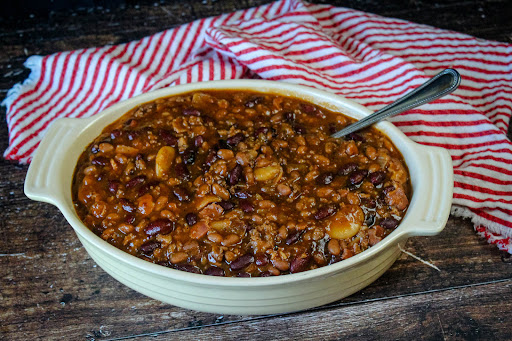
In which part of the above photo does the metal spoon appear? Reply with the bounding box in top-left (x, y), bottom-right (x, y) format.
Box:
top-left (330, 68), bottom-right (461, 138)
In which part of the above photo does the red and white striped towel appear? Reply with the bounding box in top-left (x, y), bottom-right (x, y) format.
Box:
top-left (3, 0), bottom-right (512, 252)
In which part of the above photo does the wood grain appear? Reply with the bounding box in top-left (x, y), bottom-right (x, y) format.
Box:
top-left (1, 1), bottom-right (511, 340)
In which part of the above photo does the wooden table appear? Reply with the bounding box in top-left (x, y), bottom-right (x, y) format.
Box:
top-left (1, 1), bottom-right (511, 339)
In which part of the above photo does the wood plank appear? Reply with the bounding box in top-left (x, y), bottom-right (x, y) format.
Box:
top-left (152, 279), bottom-right (512, 341)
top-left (1, 0), bottom-right (511, 340)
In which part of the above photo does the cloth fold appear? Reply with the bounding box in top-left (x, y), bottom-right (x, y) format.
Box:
top-left (3, 0), bottom-right (512, 251)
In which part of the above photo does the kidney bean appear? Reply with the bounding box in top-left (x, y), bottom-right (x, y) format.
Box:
top-left (259, 271), bottom-right (272, 277)
top-left (186, 213), bottom-right (198, 226)
top-left (138, 183), bottom-right (150, 196)
top-left (328, 123), bottom-right (337, 135)
top-left (285, 230), bottom-right (302, 245)
top-left (182, 148), bottom-right (196, 165)
top-left (293, 124), bottom-right (307, 134)
top-left (204, 266), bottom-right (225, 276)
top-left (245, 97), bottom-right (263, 108)
top-left (218, 139), bottom-right (230, 150)
top-left (346, 132), bottom-right (365, 142)
top-left (140, 240), bottom-right (161, 255)
top-left (145, 219), bottom-right (175, 236)
top-left (228, 164), bottom-right (243, 186)
top-left (183, 108), bottom-right (201, 116)
top-left (218, 200), bottom-right (235, 212)
top-left (284, 112), bottom-right (295, 122)
top-left (349, 169), bottom-right (368, 185)
top-left (301, 103), bottom-right (316, 114)
top-left (108, 180), bottom-right (120, 194)
top-left (243, 222), bottom-right (254, 232)
top-left (91, 145), bottom-right (100, 154)
top-left (173, 264), bottom-right (201, 274)
top-left (369, 171), bottom-right (386, 185)
top-left (227, 133), bottom-right (245, 147)
top-left (255, 253), bottom-right (269, 266)
top-left (290, 255), bottom-right (311, 273)
top-left (119, 198), bottom-right (136, 213)
top-left (91, 157), bottom-right (109, 166)
top-left (230, 254), bottom-right (254, 271)
top-left (175, 162), bottom-right (190, 180)
top-left (236, 272), bottom-right (251, 277)
top-left (127, 130), bottom-right (140, 141)
top-left (110, 129), bottom-right (122, 139)
top-left (383, 185), bottom-right (395, 195)
top-left (239, 199), bottom-right (254, 213)
top-left (314, 204), bottom-right (337, 220)
top-left (234, 191), bottom-right (250, 199)
top-left (316, 172), bottom-right (335, 185)
top-left (338, 162), bottom-right (358, 176)
top-left (125, 175), bottom-right (146, 188)
top-left (125, 214), bottom-right (136, 224)
top-left (159, 129), bottom-right (178, 147)
top-left (362, 198), bottom-right (376, 209)
top-left (194, 135), bottom-right (204, 148)
top-left (365, 213), bottom-right (376, 227)
top-left (254, 127), bottom-right (270, 137)
top-left (380, 217), bottom-right (399, 229)
top-left (204, 149), bottom-right (218, 167)
top-left (173, 187), bottom-right (190, 202)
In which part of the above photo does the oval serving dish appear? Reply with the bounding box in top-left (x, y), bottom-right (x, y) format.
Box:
top-left (24, 80), bottom-right (453, 315)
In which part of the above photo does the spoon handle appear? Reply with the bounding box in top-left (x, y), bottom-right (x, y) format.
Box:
top-left (330, 68), bottom-right (461, 138)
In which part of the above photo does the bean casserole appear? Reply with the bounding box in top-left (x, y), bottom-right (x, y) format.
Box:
top-left (72, 91), bottom-right (410, 277)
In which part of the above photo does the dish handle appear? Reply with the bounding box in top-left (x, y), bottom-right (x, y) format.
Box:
top-left (403, 145), bottom-right (453, 237)
top-left (24, 118), bottom-right (88, 206)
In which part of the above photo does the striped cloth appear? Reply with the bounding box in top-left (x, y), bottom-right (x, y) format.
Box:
top-left (3, 0), bottom-right (512, 252)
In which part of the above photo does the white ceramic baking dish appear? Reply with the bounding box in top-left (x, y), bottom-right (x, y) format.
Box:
top-left (24, 80), bottom-right (453, 315)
